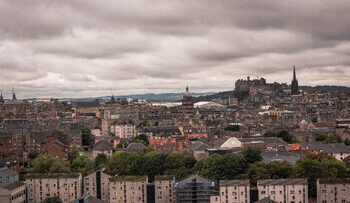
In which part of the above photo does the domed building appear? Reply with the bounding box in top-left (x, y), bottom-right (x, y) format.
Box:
top-left (182, 86), bottom-right (194, 114)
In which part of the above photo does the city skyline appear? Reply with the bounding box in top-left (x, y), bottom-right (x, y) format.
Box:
top-left (1, 1), bottom-right (350, 98)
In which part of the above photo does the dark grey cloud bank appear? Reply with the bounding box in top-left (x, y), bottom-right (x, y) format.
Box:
top-left (0, 0), bottom-right (350, 98)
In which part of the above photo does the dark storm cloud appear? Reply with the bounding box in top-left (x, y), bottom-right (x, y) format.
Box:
top-left (0, 0), bottom-right (350, 98)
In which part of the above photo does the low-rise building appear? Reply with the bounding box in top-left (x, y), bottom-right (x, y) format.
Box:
top-left (26, 173), bottom-right (82, 203)
top-left (0, 166), bottom-right (19, 186)
top-left (317, 178), bottom-right (350, 203)
top-left (109, 176), bottom-right (148, 203)
top-left (154, 175), bottom-right (175, 203)
top-left (0, 181), bottom-right (26, 203)
top-left (257, 179), bottom-right (308, 203)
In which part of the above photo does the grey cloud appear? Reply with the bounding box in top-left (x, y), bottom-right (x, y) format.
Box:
top-left (0, 0), bottom-right (350, 98)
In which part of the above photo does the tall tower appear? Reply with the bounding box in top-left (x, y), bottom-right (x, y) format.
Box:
top-left (182, 86), bottom-right (194, 114)
top-left (291, 65), bottom-right (299, 95)
top-left (0, 91), bottom-right (4, 103)
top-left (12, 88), bottom-right (17, 100)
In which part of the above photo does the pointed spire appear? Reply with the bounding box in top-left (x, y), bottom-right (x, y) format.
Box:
top-left (0, 92), bottom-right (4, 103)
top-left (293, 65), bottom-right (296, 80)
top-left (186, 85), bottom-right (189, 92)
top-left (12, 88), bottom-right (16, 100)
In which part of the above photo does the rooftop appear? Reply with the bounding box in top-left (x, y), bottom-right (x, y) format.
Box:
top-left (110, 176), bottom-right (148, 182)
top-left (257, 179), bottom-right (307, 186)
top-left (1, 181), bottom-right (25, 190)
top-left (25, 173), bottom-right (81, 179)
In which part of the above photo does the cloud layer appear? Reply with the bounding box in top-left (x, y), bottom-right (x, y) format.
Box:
top-left (0, 0), bottom-right (350, 98)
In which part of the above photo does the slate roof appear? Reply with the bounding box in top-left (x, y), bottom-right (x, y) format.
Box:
top-left (93, 140), bottom-right (114, 151)
top-left (318, 178), bottom-right (350, 184)
top-left (302, 142), bottom-right (350, 153)
top-left (188, 141), bottom-right (210, 152)
top-left (261, 151), bottom-right (300, 165)
top-left (219, 179), bottom-right (250, 186)
top-left (123, 143), bottom-right (145, 153)
top-left (257, 179), bottom-right (307, 186)
top-left (1, 181), bottom-right (25, 190)
top-left (0, 167), bottom-right (18, 176)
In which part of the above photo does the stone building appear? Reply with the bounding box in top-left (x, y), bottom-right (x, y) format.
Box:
top-left (154, 175), bottom-right (175, 203)
top-left (26, 173), bottom-right (82, 203)
top-left (210, 179), bottom-right (250, 203)
top-left (182, 86), bottom-right (194, 115)
top-left (84, 170), bottom-right (113, 202)
top-left (0, 181), bottom-right (26, 203)
top-left (257, 179), bottom-right (308, 203)
top-left (109, 176), bottom-right (148, 203)
top-left (317, 178), bottom-right (350, 203)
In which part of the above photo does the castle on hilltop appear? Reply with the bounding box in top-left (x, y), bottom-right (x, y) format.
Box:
top-left (234, 67), bottom-right (299, 95)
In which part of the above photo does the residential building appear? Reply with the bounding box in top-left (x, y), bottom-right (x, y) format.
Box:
top-left (91, 140), bottom-right (114, 162)
top-left (174, 174), bottom-right (215, 203)
top-left (154, 175), bottom-right (175, 203)
top-left (111, 124), bottom-right (136, 139)
top-left (84, 170), bottom-right (113, 201)
top-left (109, 176), bottom-right (148, 203)
top-left (213, 179), bottom-right (250, 203)
top-left (317, 178), bottom-right (350, 203)
top-left (257, 179), bottom-right (308, 203)
top-left (0, 166), bottom-right (19, 186)
top-left (0, 181), bottom-right (26, 203)
top-left (26, 173), bottom-right (82, 203)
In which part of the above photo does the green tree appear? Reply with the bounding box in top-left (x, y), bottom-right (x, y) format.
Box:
top-left (81, 127), bottom-right (95, 146)
top-left (314, 131), bottom-right (328, 142)
top-left (94, 153), bottom-right (108, 169)
top-left (42, 196), bottom-right (62, 203)
top-left (143, 152), bottom-right (167, 182)
top-left (116, 140), bottom-right (128, 149)
top-left (143, 146), bottom-right (156, 154)
top-left (325, 135), bottom-right (343, 143)
top-left (195, 153), bottom-right (248, 180)
top-left (263, 131), bottom-right (278, 137)
top-left (139, 120), bottom-right (149, 127)
top-left (243, 147), bottom-right (262, 163)
top-left (165, 152), bottom-right (186, 170)
top-left (71, 154), bottom-right (93, 176)
top-left (68, 145), bottom-right (80, 162)
top-left (28, 151), bottom-right (38, 160)
top-left (265, 160), bottom-right (294, 179)
top-left (133, 134), bottom-right (149, 145)
top-left (31, 155), bottom-right (70, 173)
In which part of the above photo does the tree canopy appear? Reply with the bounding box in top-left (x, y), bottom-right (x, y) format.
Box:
top-left (81, 127), bottom-right (95, 146)
top-left (31, 155), bottom-right (70, 173)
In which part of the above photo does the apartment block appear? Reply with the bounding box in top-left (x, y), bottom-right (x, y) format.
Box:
top-left (0, 181), bottom-right (26, 203)
top-left (26, 173), bottom-right (82, 203)
top-left (109, 176), bottom-right (148, 203)
top-left (154, 175), bottom-right (175, 203)
top-left (211, 179), bottom-right (250, 203)
top-left (84, 170), bottom-right (113, 202)
top-left (317, 178), bottom-right (350, 203)
top-left (257, 179), bottom-right (308, 203)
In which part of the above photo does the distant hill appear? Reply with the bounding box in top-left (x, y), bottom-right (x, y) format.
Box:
top-left (99, 92), bottom-right (217, 102)
top-left (300, 85), bottom-right (350, 92)
top-left (193, 90), bottom-right (234, 102)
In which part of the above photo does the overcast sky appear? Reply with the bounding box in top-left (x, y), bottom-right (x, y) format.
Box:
top-left (1, 0), bottom-right (350, 98)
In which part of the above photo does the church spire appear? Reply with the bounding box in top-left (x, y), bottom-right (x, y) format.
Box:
top-left (293, 65), bottom-right (296, 80)
top-left (291, 65), bottom-right (299, 95)
top-left (0, 92), bottom-right (4, 103)
top-left (12, 88), bottom-right (16, 100)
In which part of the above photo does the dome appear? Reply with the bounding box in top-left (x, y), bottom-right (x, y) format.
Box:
top-left (184, 86), bottom-right (192, 97)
